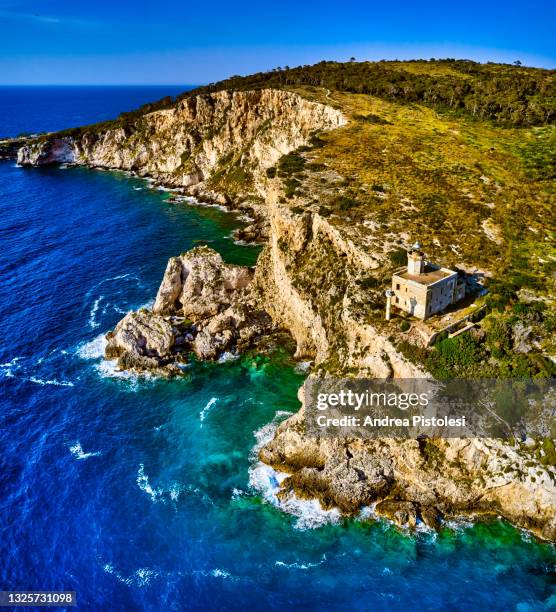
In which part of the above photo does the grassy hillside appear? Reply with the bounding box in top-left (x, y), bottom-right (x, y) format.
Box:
top-left (52, 59), bottom-right (555, 141)
top-left (266, 83), bottom-right (555, 377)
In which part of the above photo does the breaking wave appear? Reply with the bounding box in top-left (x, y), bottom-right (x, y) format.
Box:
top-left (248, 412), bottom-right (341, 530)
top-left (199, 397), bottom-right (218, 426)
top-left (69, 441), bottom-right (102, 460)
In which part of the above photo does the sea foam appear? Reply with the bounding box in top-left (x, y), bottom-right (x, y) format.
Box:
top-left (248, 412), bottom-right (341, 530)
top-left (69, 442), bottom-right (101, 460)
top-left (199, 397), bottom-right (218, 426)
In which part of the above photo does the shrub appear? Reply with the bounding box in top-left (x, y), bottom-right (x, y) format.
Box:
top-left (399, 320), bottom-right (410, 332)
top-left (426, 334), bottom-right (484, 376)
top-left (278, 152), bottom-right (306, 176)
top-left (389, 249), bottom-right (407, 267)
top-left (484, 318), bottom-right (512, 358)
top-left (332, 195), bottom-right (359, 211)
top-left (359, 276), bottom-right (381, 289)
top-left (353, 113), bottom-right (392, 125)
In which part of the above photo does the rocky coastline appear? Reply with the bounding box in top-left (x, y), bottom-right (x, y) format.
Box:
top-left (9, 87), bottom-right (556, 542)
top-left (104, 246), bottom-right (275, 375)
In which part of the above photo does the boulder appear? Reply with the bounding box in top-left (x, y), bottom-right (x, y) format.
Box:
top-left (375, 500), bottom-right (418, 529)
top-left (105, 310), bottom-right (179, 375)
top-left (152, 246), bottom-right (253, 319)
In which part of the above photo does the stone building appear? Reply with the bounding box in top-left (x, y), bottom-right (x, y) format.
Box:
top-left (389, 243), bottom-right (465, 320)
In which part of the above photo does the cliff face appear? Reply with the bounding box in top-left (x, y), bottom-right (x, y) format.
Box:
top-left (256, 187), bottom-right (424, 377)
top-left (17, 89), bottom-right (345, 202)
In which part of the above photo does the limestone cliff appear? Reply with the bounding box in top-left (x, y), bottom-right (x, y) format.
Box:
top-left (16, 89), bottom-right (345, 205)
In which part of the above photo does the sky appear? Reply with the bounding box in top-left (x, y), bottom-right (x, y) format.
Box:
top-left (0, 0), bottom-right (554, 84)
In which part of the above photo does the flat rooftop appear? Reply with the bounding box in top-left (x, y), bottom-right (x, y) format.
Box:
top-left (394, 265), bottom-right (455, 286)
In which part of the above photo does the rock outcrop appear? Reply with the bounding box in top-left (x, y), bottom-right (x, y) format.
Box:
top-left (17, 89), bottom-right (345, 204)
top-left (260, 398), bottom-right (556, 541)
top-left (105, 246), bottom-right (273, 373)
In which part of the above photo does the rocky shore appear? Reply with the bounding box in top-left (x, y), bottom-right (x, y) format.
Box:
top-left (105, 246), bottom-right (274, 375)
top-left (260, 399), bottom-right (556, 541)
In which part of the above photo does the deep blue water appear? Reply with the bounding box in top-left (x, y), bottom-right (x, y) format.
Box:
top-left (0, 86), bottom-right (191, 138)
top-left (0, 88), bottom-right (555, 611)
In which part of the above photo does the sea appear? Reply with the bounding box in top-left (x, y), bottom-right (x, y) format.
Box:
top-left (0, 86), bottom-right (554, 611)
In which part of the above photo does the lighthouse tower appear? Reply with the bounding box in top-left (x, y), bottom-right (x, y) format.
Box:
top-left (407, 241), bottom-right (425, 275)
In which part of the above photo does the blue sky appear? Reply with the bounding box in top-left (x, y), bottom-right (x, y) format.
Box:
top-left (1, 0), bottom-right (554, 84)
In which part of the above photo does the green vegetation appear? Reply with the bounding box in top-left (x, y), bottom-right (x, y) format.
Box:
top-left (44, 59), bottom-right (554, 144)
top-left (354, 113), bottom-right (392, 125)
top-left (398, 321), bottom-right (556, 379)
top-left (183, 60), bottom-right (555, 127)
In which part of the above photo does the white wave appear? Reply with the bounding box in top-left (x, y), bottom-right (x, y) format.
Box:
top-left (89, 296), bottom-right (102, 329)
top-left (443, 517), bottom-right (475, 532)
top-left (69, 442), bottom-right (101, 460)
top-left (295, 361), bottom-right (313, 373)
top-left (193, 568), bottom-right (238, 581)
top-left (28, 376), bottom-right (74, 387)
top-left (137, 464), bottom-right (164, 502)
top-left (76, 334), bottom-right (150, 389)
top-left (233, 239), bottom-right (259, 247)
top-left (217, 351), bottom-right (238, 363)
top-left (248, 462), bottom-right (340, 530)
top-left (76, 334), bottom-right (107, 360)
top-left (134, 568), bottom-right (157, 587)
top-left (180, 197), bottom-right (228, 212)
top-left (102, 564), bottom-right (133, 586)
top-left (0, 356), bottom-right (75, 386)
top-left (251, 411), bottom-right (293, 458)
top-left (133, 187), bottom-right (143, 190)
top-left (199, 397), bottom-right (218, 426)
top-left (95, 359), bottom-right (153, 391)
top-left (136, 465), bottom-right (212, 506)
top-left (102, 563), bottom-right (158, 587)
top-left (0, 356), bottom-right (22, 377)
top-left (84, 273), bottom-right (144, 301)
top-left (248, 412), bottom-right (340, 529)
top-left (275, 554), bottom-right (327, 570)
top-left (210, 569), bottom-right (232, 579)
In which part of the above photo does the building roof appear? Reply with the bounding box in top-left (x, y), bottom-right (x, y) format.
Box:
top-left (394, 264), bottom-right (456, 286)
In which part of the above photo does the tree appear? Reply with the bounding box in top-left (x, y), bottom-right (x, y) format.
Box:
top-left (514, 60), bottom-right (522, 66)
top-left (350, 57), bottom-right (356, 62)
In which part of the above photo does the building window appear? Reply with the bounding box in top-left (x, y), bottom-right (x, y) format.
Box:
top-left (396, 283), bottom-right (400, 290)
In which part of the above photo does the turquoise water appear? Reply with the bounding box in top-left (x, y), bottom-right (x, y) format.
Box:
top-left (0, 88), bottom-right (555, 611)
